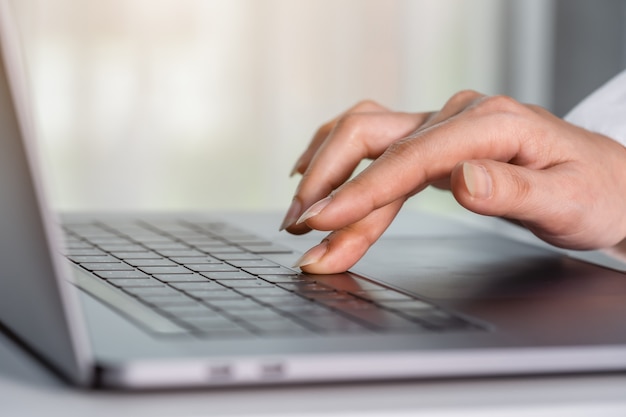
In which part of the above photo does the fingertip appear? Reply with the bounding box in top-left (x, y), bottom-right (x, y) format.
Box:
top-left (293, 240), bottom-right (329, 269)
top-left (298, 229), bottom-right (372, 274)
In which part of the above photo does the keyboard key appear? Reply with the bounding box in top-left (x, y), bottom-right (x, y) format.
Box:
top-left (143, 242), bottom-right (190, 250)
top-left (235, 287), bottom-right (290, 297)
top-left (110, 250), bottom-right (162, 259)
top-left (107, 278), bottom-right (165, 287)
top-left (258, 274), bottom-right (310, 283)
top-left (190, 241), bottom-right (230, 249)
top-left (97, 244), bottom-right (146, 252)
top-left (184, 237), bottom-right (223, 245)
top-left (170, 256), bottom-right (222, 264)
top-left (185, 263), bottom-right (238, 272)
top-left (125, 234), bottom-right (172, 244)
top-left (243, 267), bottom-right (295, 275)
top-left (90, 237), bottom-right (132, 245)
top-left (214, 253), bottom-right (263, 261)
top-left (170, 282), bottom-right (227, 291)
top-left (225, 236), bottom-right (270, 245)
top-left (139, 266), bottom-right (192, 275)
top-left (125, 258), bottom-right (177, 267)
top-left (80, 262), bottom-right (135, 271)
top-left (187, 290), bottom-right (244, 300)
top-left (252, 293), bottom-right (310, 305)
top-left (274, 302), bottom-right (332, 315)
top-left (207, 298), bottom-right (264, 310)
top-left (217, 279), bottom-right (274, 288)
top-left (201, 246), bottom-right (244, 254)
top-left (64, 248), bottom-right (105, 256)
top-left (227, 259), bottom-right (279, 268)
top-left (156, 249), bottom-right (206, 257)
top-left (94, 270), bottom-right (149, 279)
top-left (154, 274), bottom-right (209, 282)
top-left (123, 286), bottom-right (179, 296)
top-left (227, 308), bottom-right (286, 321)
top-left (111, 251), bottom-right (161, 259)
top-left (239, 243), bottom-right (293, 254)
top-left (200, 271), bottom-right (255, 280)
top-left (68, 255), bottom-right (118, 263)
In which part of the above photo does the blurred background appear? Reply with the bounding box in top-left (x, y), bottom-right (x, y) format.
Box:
top-left (8, 0), bottom-right (626, 214)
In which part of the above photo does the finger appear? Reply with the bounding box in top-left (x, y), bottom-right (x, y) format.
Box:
top-left (418, 90), bottom-right (485, 131)
top-left (293, 198), bottom-right (406, 273)
top-left (451, 159), bottom-right (623, 249)
top-left (282, 111), bottom-right (427, 233)
top-left (299, 95), bottom-right (551, 231)
top-left (451, 159), bottom-right (560, 220)
top-left (290, 100), bottom-right (389, 177)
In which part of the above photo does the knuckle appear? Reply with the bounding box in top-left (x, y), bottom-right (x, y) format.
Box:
top-left (333, 113), bottom-right (366, 143)
top-left (471, 94), bottom-right (523, 116)
top-left (352, 99), bottom-right (384, 112)
top-left (508, 170), bottom-right (533, 202)
top-left (448, 89), bottom-right (483, 107)
top-left (384, 136), bottom-right (420, 162)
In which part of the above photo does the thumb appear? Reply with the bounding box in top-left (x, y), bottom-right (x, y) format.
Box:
top-left (451, 159), bottom-right (622, 250)
top-left (451, 160), bottom-right (560, 222)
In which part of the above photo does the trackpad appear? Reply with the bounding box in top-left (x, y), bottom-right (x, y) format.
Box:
top-left (353, 235), bottom-right (626, 300)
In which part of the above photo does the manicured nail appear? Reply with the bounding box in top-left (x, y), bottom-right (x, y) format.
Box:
top-left (292, 240), bottom-right (329, 268)
top-left (463, 162), bottom-right (492, 199)
top-left (289, 157), bottom-right (304, 177)
top-left (279, 197), bottom-right (302, 231)
top-left (296, 195), bottom-right (332, 225)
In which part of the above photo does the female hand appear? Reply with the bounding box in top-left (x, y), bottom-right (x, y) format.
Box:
top-left (281, 91), bottom-right (626, 274)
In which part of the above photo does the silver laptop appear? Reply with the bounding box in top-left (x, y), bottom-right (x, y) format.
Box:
top-left (1, 1), bottom-right (625, 389)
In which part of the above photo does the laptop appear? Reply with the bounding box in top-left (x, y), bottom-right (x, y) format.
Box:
top-left (1, 1), bottom-right (625, 389)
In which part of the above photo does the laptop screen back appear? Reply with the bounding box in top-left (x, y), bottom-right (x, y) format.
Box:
top-left (0, 0), bottom-right (91, 385)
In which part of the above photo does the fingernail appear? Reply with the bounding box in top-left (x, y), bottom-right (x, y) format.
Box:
top-left (289, 157), bottom-right (303, 177)
top-left (296, 195), bottom-right (332, 225)
top-left (463, 162), bottom-right (492, 199)
top-left (293, 240), bottom-right (329, 268)
top-left (279, 197), bottom-right (302, 231)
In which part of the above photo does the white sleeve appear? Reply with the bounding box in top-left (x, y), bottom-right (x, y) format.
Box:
top-left (564, 69), bottom-right (626, 147)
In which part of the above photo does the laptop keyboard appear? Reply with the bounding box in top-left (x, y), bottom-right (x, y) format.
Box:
top-left (62, 218), bottom-right (481, 338)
